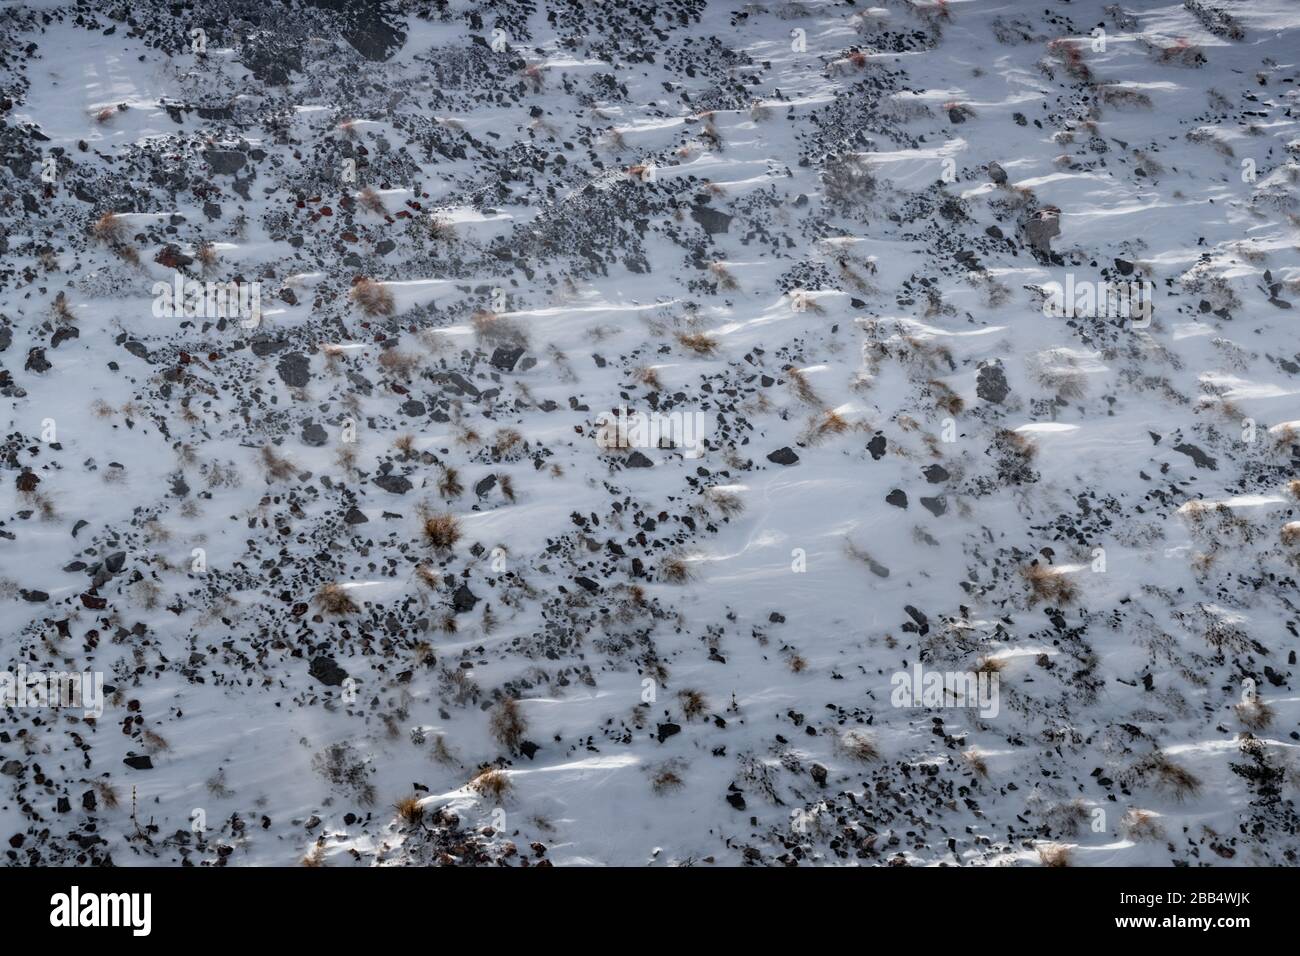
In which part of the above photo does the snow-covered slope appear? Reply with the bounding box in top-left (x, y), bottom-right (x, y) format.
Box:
top-left (1, 0), bottom-right (1299, 866)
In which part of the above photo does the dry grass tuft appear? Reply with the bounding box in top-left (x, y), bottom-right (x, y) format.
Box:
top-left (260, 444), bottom-right (298, 481)
top-left (651, 766), bottom-right (685, 794)
top-left (418, 508), bottom-right (462, 550)
top-left (489, 697), bottom-right (529, 752)
top-left (469, 768), bottom-right (512, 800)
top-left (377, 349), bottom-right (419, 378)
top-left (349, 277), bottom-right (395, 316)
top-left (708, 261), bottom-right (739, 291)
top-left (472, 309), bottom-right (528, 347)
top-left (786, 367), bottom-right (821, 405)
top-left (678, 689), bottom-right (709, 721)
top-left (1022, 562), bottom-right (1078, 606)
top-left (394, 794), bottom-right (425, 825)
top-left (1122, 809), bottom-right (1164, 841)
top-left (841, 730), bottom-right (879, 762)
top-left (1037, 843), bottom-right (1071, 867)
top-left (358, 187), bottom-right (386, 214)
top-left (676, 331), bottom-right (718, 356)
top-left (658, 551), bottom-right (695, 583)
top-left (1236, 697), bottom-right (1274, 730)
top-left (438, 466), bottom-right (463, 499)
top-left (1146, 753), bottom-right (1201, 800)
top-left (704, 486), bottom-right (745, 517)
top-left (314, 582), bottom-right (359, 616)
top-left (962, 748), bottom-right (989, 777)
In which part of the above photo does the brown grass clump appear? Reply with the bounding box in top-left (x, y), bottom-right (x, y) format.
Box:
top-left (301, 845), bottom-right (327, 867)
top-left (469, 768), bottom-right (512, 800)
top-left (489, 697), bottom-right (529, 752)
top-left (1236, 697), bottom-right (1274, 730)
top-left (315, 582), bottom-right (359, 616)
top-left (493, 428), bottom-right (524, 457)
top-left (708, 261), bottom-right (739, 291)
top-left (349, 277), bottom-right (394, 316)
top-left (419, 508), bottom-right (462, 550)
top-left (394, 794), bottom-right (425, 825)
top-left (1145, 752), bottom-right (1201, 800)
top-left (1037, 843), bottom-right (1071, 867)
top-left (676, 331), bottom-right (718, 356)
top-left (94, 780), bottom-right (121, 810)
top-left (377, 348), bottom-right (419, 378)
top-left (703, 486), bottom-right (745, 517)
top-left (1287, 480), bottom-right (1300, 501)
top-left (658, 551), bottom-right (695, 583)
top-left (393, 433), bottom-right (416, 458)
top-left (472, 309), bottom-right (528, 347)
top-left (651, 765), bottom-right (686, 794)
top-left (1122, 809), bottom-right (1164, 841)
top-left (196, 241), bottom-right (218, 273)
top-left (438, 466), bottom-right (463, 499)
top-left (678, 689), bottom-right (708, 721)
top-left (786, 366), bottom-right (821, 405)
top-left (358, 187), bottom-right (386, 214)
top-left (927, 378), bottom-right (964, 414)
top-left (962, 748), bottom-right (989, 778)
top-left (808, 407), bottom-right (852, 443)
top-left (91, 212), bottom-right (130, 251)
top-left (51, 292), bottom-right (75, 324)
top-left (414, 564), bottom-right (441, 591)
top-left (841, 730), bottom-right (879, 762)
top-left (1282, 523), bottom-right (1300, 547)
top-left (1022, 562), bottom-right (1078, 606)
top-left (260, 444), bottom-right (298, 481)
top-left (633, 366), bottom-right (663, 390)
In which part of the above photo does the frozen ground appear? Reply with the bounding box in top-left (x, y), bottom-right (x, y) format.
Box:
top-left (1, 0), bottom-right (1299, 866)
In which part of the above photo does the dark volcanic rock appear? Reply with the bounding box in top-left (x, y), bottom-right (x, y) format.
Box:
top-left (276, 352), bottom-right (311, 388)
top-left (309, 656), bottom-right (348, 687)
top-left (767, 447), bottom-right (799, 466)
top-left (374, 474), bottom-right (413, 495)
top-left (976, 360), bottom-right (1010, 404)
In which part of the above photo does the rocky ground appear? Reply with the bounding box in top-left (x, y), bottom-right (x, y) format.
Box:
top-left (1, 0), bottom-right (1299, 866)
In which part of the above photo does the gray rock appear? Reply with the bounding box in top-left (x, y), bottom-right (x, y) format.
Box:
top-left (1023, 207), bottom-right (1061, 254)
top-left (203, 149), bottom-right (246, 175)
top-left (767, 447), bottom-right (799, 466)
top-left (276, 352), bottom-right (311, 388)
top-left (976, 360), bottom-right (1010, 404)
top-left (308, 656), bottom-right (348, 687)
top-left (490, 346), bottom-right (525, 371)
top-left (1174, 443), bottom-right (1217, 470)
top-left (920, 496), bottom-right (947, 517)
top-left (452, 583), bottom-right (479, 613)
top-left (987, 161), bottom-right (1008, 185)
top-left (301, 421), bottom-right (328, 446)
top-left (374, 474), bottom-right (413, 495)
top-left (690, 203), bottom-right (732, 235)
